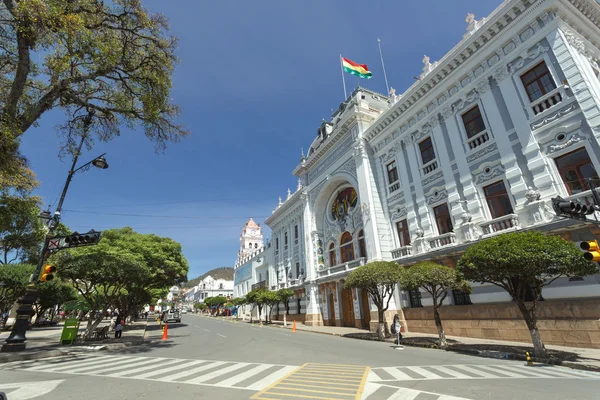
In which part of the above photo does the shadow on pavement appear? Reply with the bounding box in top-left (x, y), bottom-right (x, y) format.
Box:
top-left (105, 340), bottom-right (178, 355)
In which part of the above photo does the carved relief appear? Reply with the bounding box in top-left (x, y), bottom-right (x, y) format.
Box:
top-left (476, 78), bottom-right (491, 95)
top-left (531, 103), bottom-right (578, 131)
top-left (466, 143), bottom-right (498, 163)
top-left (308, 135), bottom-right (353, 182)
top-left (336, 157), bottom-right (357, 177)
top-left (391, 208), bottom-right (407, 221)
top-left (545, 132), bottom-right (585, 155)
top-left (421, 171), bottom-right (444, 186)
top-left (511, 44), bottom-right (549, 70)
top-left (474, 164), bottom-right (505, 184)
top-left (492, 65), bottom-right (510, 82)
top-left (387, 192), bottom-right (404, 205)
top-left (361, 202), bottom-right (371, 224)
top-left (426, 187), bottom-right (448, 205)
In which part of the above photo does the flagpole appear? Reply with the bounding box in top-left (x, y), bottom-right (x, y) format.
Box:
top-left (377, 38), bottom-right (390, 95)
top-left (340, 54), bottom-right (348, 99)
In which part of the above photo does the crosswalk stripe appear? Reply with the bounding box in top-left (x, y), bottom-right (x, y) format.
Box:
top-left (246, 365), bottom-right (297, 391)
top-left (367, 370), bottom-right (382, 382)
top-left (104, 358), bottom-right (182, 377)
top-left (382, 367), bottom-right (413, 380)
top-left (156, 361), bottom-right (227, 382)
top-left (388, 388), bottom-right (421, 400)
top-left (495, 365), bottom-right (576, 379)
top-left (429, 365), bottom-right (472, 379)
top-left (214, 363), bottom-right (274, 387)
top-left (67, 357), bottom-right (149, 373)
top-left (23, 355), bottom-right (115, 371)
top-left (407, 366), bottom-right (444, 379)
top-left (184, 362), bottom-right (250, 384)
top-left (134, 359), bottom-right (206, 379)
top-left (452, 365), bottom-right (497, 378)
top-left (475, 364), bottom-right (522, 378)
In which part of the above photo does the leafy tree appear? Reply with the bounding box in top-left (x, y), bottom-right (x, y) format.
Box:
top-left (457, 231), bottom-right (596, 358)
top-left (276, 288), bottom-right (294, 326)
top-left (246, 289), bottom-right (265, 323)
top-left (0, 263), bottom-right (34, 316)
top-left (0, 194), bottom-right (45, 264)
top-left (345, 261), bottom-right (403, 339)
top-left (53, 248), bottom-right (146, 338)
top-left (34, 279), bottom-right (76, 323)
top-left (260, 291), bottom-right (280, 323)
top-left (399, 262), bottom-right (470, 348)
top-left (0, 0), bottom-right (189, 185)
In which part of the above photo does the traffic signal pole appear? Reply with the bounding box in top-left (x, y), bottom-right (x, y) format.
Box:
top-left (1, 113), bottom-right (105, 352)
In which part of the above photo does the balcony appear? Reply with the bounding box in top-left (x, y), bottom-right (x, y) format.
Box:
top-left (252, 281), bottom-right (267, 290)
top-left (480, 213), bottom-right (520, 237)
top-left (422, 159), bottom-right (438, 175)
top-left (530, 87), bottom-right (563, 116)
top-left (428, 232), bottom-right (456, 250)
top-left (391, 245), bottom-right (412, 259)
top-left (317, 257), bottom-right (366, 278)
top-left (467, 130), bottom-right (490, 151)
top-left (388, 181), bottom-right (401, 194)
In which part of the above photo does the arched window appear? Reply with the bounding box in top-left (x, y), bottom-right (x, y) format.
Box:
top-left (329, 243), bottom-right (337, 266)
top-left (358, 230), bottom-right (367, 259)
top-left (254, 243), bottom-right (258, 248)
top-left (340, 232), bottom-right (355, 262)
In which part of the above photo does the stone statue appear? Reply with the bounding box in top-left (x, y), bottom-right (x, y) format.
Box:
top-left (466, 13), bottom-right (475, 25)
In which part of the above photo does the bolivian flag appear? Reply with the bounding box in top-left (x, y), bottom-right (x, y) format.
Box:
top-left (342, 57), bottom-right (373, 79)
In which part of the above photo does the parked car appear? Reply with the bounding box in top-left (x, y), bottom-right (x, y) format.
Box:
top-left (162, 309), bottom-right (181, 323)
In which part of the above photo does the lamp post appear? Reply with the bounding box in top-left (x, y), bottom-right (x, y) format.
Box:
top-left (1, 113), bottom-right (109, 352)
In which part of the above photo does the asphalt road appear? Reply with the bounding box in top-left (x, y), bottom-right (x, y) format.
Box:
top-left (1, 314), bottom-right (600, 400)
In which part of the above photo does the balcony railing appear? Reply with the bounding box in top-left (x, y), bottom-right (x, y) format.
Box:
top-left (422, 159), bottom-right (438, 175)
top-left (428, 232), bottom-right (456, 249)
top-left (388, 181), bottom-right (401, 194)
top-left (252, 281), bottom-right (267, 290)
top-left (531, 87), bottom-right (563, 116)
top-left (467, 130), bottom-right (490, 151)
top-left (391, 245), bottom-right (412, 259)
top-left (480, 213), bottom-right (520, 236)
top-left (317, 257), bottom-right (366, 278)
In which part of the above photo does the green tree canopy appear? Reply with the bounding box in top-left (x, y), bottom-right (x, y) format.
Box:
top-left (0, 263), bottom-right (34, 314)
top-left (260, 290), bottom-right (280, 323)
top-left (399, 262), bottom-right (470, 348)
top-left (457, 230), bottom-right (597, 358)
top-left (0, 0), bottom-right (189, 170)
top-left (345, 261), bottom-right (403, 339)
top-left (35, 279), bottom-right (77, 322)
top-left (276, 288), bottom-right (294, 326)
top-left (0, 194), bottom-right (45, 264)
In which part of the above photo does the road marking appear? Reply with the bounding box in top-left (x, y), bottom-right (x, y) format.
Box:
top-left (157, 361), bottom-right (227, 382)
top-left (362, 382), bottom-right (474, 400)
top-left (369, 363), bottom-right (600, 381)
top-left (185, 362), bottom-right (250, 384)
top-left (104, 358), bottom-right (182, 377)
top-left (135, 359), bottom-right (206, 379)
top-left (214, 363), bottom-right (274, 387)
top-left (252, 363), bottom-right (369, 400)
top-left (217, 333), bottom-right (227, 338)
top-left (195, 325), bottom-right (200, 328)
top-left (0, 379), bottom-right (64, 400)
top-left (203, 328), bottom-right (210, 332)
top-left (246, 366), bottom-right (298, 391)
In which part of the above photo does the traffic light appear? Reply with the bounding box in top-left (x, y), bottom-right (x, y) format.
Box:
top-left (551, 196), bottom-right (595, 220)
top-left (40, 264), bottom-right (56, 282)
top-left (580, 240), bottom-right (600, 261)
top-left (64, 230), bottom-right (102, 248)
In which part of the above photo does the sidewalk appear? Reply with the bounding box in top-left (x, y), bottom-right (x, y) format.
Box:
top-left (260, 319), bottom-right (600, 371)
top-left (0, 319), bottom-right (151, 362)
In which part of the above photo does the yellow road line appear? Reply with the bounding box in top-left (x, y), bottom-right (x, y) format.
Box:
top-left (251, 363), bottom-right (370, 400)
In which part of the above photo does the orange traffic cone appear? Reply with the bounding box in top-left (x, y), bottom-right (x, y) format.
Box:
top-left (292, 320), bottom-right (296, 333)
top-left (161, 322), bottom-right (169, 340)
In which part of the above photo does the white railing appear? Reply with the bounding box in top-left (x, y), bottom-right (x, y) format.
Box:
top-left (422, 159), bottom-right (438, 175)
top-left (428, 232), bottom-right (456, 249)
top-left (388, 181), bottom-right (401, 194)
top-left (480, 213), bottom-right (520, 236)
top-left (467, 130), bottom-right (490, 151)
top-left (317, 257), bottom-right (366, 278)
top-left (391, 245), bottom-right (412, 259)
top-left (530, 87), bottom-right (563, 116)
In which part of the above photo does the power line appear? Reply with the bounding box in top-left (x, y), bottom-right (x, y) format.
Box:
top-left (71, 198), bottom-right (267, 209)
top-left (63, 209), bottom-right (270, 219)
top-left (67, 225), bottom-right (244, 229)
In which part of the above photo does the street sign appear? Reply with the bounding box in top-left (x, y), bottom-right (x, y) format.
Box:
top-left (47, 238), bottom-right (61, 250)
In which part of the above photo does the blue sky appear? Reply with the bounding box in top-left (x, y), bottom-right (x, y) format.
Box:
top-left (19, 0), bottom-right (500, 280)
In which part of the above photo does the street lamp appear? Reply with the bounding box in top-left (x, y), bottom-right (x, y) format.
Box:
top-left (1, 112), bottom-right (109, 352)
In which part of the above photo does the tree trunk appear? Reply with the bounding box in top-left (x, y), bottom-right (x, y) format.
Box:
top-left (515, 300), bottom-right (547, 358)
top-left (376, 308), bottom-right (385, 339)
top-left (84, 315), bottom-right (104, 339)
top-left (283, 311), bottom-right (287, 327)
top-left (433, 306), bottom-right (447, 349)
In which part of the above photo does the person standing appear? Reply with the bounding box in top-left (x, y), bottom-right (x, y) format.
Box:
top-left (115, 318), bottom-right (123, 339)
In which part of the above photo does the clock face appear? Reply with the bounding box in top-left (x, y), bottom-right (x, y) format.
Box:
top-left (248, 229), bottom-right (258, 237)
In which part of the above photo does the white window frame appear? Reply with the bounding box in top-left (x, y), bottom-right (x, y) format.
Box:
top-left (478, 178), bottom-right (517, 221)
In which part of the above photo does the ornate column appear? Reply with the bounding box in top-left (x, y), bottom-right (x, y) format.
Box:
top-left (441, 104), bottom-right (484, 241)
top-left (352, 138), bottom-right (383, 259)
top-left (404, 137), bottom-right (435, 238)
top-left (394, 143), bottom-right (419, 247)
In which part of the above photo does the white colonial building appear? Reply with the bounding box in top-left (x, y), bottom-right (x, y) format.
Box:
top-left (238, 0), bottom-right (600, 348)
top-left (183, 276), bottom-right (234, 303)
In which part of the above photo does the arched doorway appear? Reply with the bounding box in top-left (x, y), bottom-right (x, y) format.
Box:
top-left (340, 232), bottom-right (355, 262)
top-left (341, 287), bottom-right (355, 327)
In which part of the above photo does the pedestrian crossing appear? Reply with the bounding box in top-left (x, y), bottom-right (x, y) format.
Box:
top-left (362, 382), bottom-right (474, 400)
top-left (368, 363), bottom-right (600, 382)
top-left (0, 355), bottom-right (298, 392)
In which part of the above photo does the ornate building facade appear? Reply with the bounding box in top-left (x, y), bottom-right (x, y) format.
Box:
top-left (237, 0), bottom-right (600, 347)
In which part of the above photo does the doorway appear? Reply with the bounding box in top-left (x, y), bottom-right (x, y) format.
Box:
top-left (341, 287), bottom-right (355, 327)
top-left (328, 292), bottom-right (336, 326)
top-left (361, 289), bottom-right (371, 330)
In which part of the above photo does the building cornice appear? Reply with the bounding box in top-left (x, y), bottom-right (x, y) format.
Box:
top-left (265, 189), bottom-right (306, 226)
top-left (364, 0), bottom-right (548, 146)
